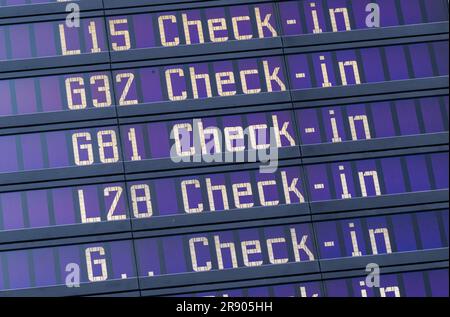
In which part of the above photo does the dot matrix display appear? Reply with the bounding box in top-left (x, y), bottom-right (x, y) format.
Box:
top-left (0, 0), bottom-right (448, 297)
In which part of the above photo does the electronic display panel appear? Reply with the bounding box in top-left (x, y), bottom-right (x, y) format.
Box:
top-left (0, 209), bottom-right (446, 293)
top-left (0, 125), bottom-right (121, 174)
top-left (104, 0), bottom-right (449, 53)
top-left (1, 0), bottom-right (448, 60)
top-left (174, 280), bottom-right (322, 297)
top-left (279, 0), bottom-right (449, 36)
top-left (0, 0), bottom-right (448, 60)
top-left (0, 17), bottom-right (108, 62)
top-left (126, 165), bottom-right (306, 220)
top-left (323, 268), bottom-right (449, 297)
top-left (296, 95), bottom-right (449, 145)
top-left (0, 71), bottom-right (113, 116)
top-left (133, 210), bottom-right (447, 278)
top-left (120, 110), bottom-right (298, 163)
top-left (134, 221), bottom-right (316, 277)
top-left (0, 239), bottom-right (136, 292)
top-left (0, 164), bottom-right (307, 235)
top-left (112, 55), bottom-right (287, 107)
top-left (1, 42), bottom-right (447, 118)
top-left (112, 42), bottom-right (447, 111)
top-left (305, 152), bottom-right (448, 203)
top-left (176, 268), bottom-right (449, 297)
top-left (305, 153), bottom-right (448, 201)
top-left (287, 41), bottom-right (448, 91)
top-left (106, 3), bottom-right (278, 51)
top-left (314, 210), bottom-right (449, 259)
top-left (1, 152), bottom-right (447, 235)
top-left (0, 0), bottom-right (448, 298)
top-left (0, 182), bottom-right (128, 233)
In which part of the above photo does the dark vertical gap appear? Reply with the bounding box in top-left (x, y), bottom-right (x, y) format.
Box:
top-left (436, 210), bottom-right (448, 246)
top-left (274, 0), bottom-right (320, 285)
top-left (100, 0), bottom-right (140, 295)
top-left (438, 96), bottom-right (449, 131)
top-left (0, 194), bottom-right (3, 231)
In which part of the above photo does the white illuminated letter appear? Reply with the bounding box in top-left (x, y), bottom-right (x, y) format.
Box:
top-left (85, 247), bottom-right (108, 282)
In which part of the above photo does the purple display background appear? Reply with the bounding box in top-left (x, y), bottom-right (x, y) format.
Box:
top-left (113, 41), bottom-right (448, 107)
top-left (108, 3), bottom-right (278, 51)
top-left (0, 18), bottom-right (107, 61)
top-left (324, 269), bottom-right (449, 297)
top-left (0, 182), bottom-right (128, 232)
top-left (0, 71), bottom-right (113, 116)
top-left (305, 153), bottom-right (448, 202)
top-left (128, 166), bottom-right (305, 219)
top-left (288, 42), bottom-right (449, 91)
top-left (1, 42), bottom-right (447, 116)
top-left (178, 269), bottom-right (449, 297)
top-left (114, 55), bottom-right (287, 105)
top-left (0, 1), bottom-right (448, 297)
top-left (1, 0), bottom-right (78, 7)
top-left (1, 0), bottom-right (447, 59)
top-left (315, 210), bottom-right (448, 259)
top-left (135, 222), bottom-right (315, 277)
top-left (279, 0), bottom-right (448, 36)
top-left (297, 96), bottom-right (449, 145)
top-left (0, 126), bottom-right (121, 174)
top-left (132, 211), bottom-right (448, 278)
top-left (175, 281), bottom-right (322, 297)
top-left (121, 110), bottom-right (297, 162)
top-left (0, 240), bottom-right (136, 291)
top-left (1, 153), bottom-right (447, 231)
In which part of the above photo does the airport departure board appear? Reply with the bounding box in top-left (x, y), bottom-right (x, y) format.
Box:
top-left (0, 0), bottom-right (448, 297)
